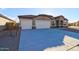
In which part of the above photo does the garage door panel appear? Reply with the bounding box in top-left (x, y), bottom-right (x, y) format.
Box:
top-left (21, 19), bottom-right (32, 29)
top-left (36, 20), bottom-right (50, 29)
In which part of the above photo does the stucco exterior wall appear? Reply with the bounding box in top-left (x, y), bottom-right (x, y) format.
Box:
top-left (33, 16), bottom-right (51, 20)
top-left (0, 17), bottom-right (12, 25)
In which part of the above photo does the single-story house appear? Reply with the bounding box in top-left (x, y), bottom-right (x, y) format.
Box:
top-left (18, 14), bottom-right (68, 29)
top-left (0, 14), bottom-right (15, 30)
top-left (69, 21), bottom-right (79, 26)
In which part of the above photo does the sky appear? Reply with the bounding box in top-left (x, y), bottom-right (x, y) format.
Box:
top-left (0, 8), bottom-right (79, 23)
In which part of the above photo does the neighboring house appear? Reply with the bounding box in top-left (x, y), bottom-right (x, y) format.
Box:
top-left (0, 14), bottom-right (15, 30)
top-left (0, 14), bottom-right (20, 51)
top-left (69, 21), bottom-right (79, 26)
top-left (18, 14), bottom-right (68, 29)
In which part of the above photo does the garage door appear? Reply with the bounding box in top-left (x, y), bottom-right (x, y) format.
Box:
top-left (21, 19), bottom-right (32, 29)
top-left (35, 20), bottom-right (50, 29)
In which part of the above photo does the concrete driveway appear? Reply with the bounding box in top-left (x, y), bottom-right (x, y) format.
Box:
top-left (19, 29), bottom-right (79, 51)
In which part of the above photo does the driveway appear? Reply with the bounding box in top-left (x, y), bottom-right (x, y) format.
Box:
top-left (19, 29), bottom-right (79, 51)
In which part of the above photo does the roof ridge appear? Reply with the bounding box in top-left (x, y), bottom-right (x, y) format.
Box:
top-left (0, 14), bottom-right (15, 22)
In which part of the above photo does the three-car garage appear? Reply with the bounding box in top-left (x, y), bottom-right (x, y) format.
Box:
top-left (18, 15), bottom-right (51, 30)
top-left (18, 14), bottom-right (68, 30)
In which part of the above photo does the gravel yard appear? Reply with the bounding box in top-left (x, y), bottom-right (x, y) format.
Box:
top-left (0, 30), bottom-right (20, 51)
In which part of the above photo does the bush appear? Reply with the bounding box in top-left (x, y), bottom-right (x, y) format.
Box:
top-left (5, 22), bottom-right (19, 30)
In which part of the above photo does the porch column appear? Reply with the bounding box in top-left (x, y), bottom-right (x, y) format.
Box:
top-left (32, 19), bottom-right (36, 29)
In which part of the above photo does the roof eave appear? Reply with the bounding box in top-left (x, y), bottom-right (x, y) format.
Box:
top-left (0, 14), bottom-right (15, 22)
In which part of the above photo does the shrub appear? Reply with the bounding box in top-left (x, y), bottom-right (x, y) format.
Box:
top-left (5, 22), bottom-right (19, 30)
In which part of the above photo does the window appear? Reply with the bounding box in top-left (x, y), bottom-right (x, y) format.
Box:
top-left (64, 20), bottom-right (67, 23)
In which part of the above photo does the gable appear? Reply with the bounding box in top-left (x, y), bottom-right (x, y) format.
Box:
top-left (33, 16), bottom-right (51, 20)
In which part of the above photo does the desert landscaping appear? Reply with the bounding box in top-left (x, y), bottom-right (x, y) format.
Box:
top-left (0, 13), bottom-right (79, 51)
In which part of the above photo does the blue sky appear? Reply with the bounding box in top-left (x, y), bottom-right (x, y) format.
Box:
top-left (0, 8), bottom-right (79, 23)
